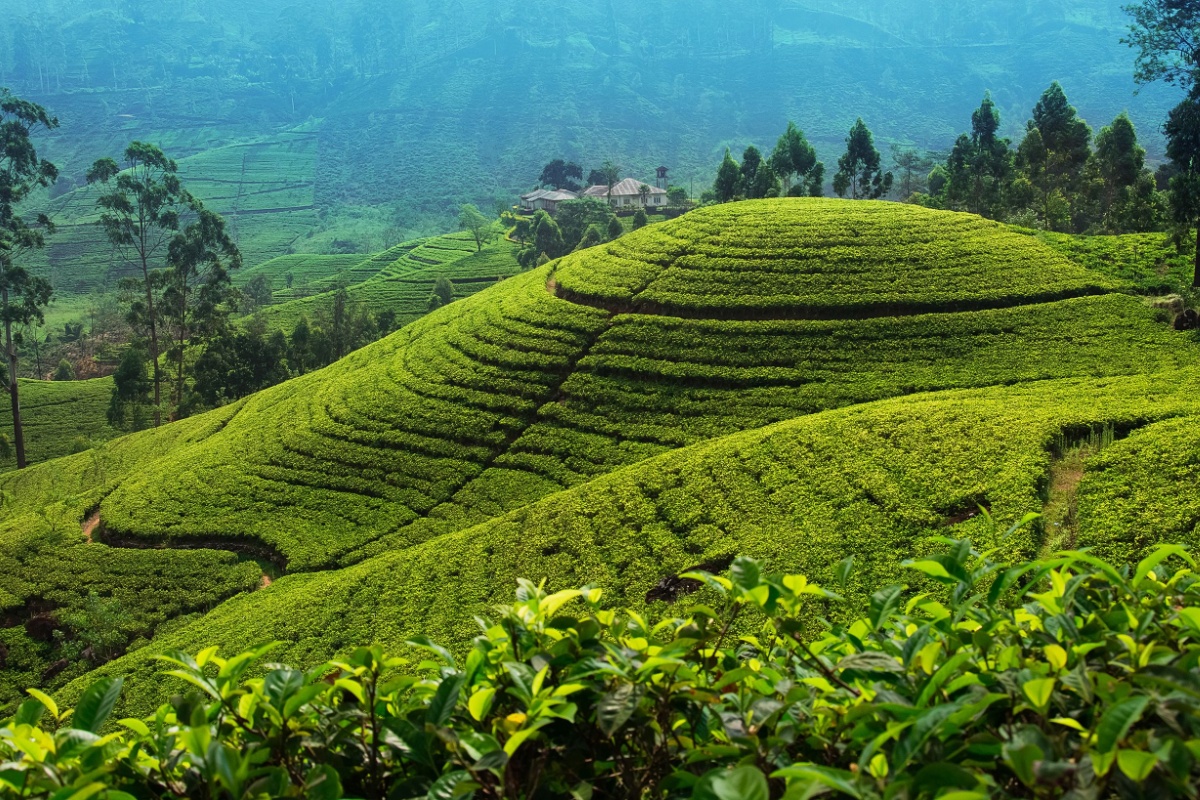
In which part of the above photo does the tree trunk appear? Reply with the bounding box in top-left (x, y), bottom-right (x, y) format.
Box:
top-left (4, 291), bottom-right (25, 469)
top-left (176, 309), bottom-right (187, 413)
top-left (141, 255), bottom-right (162, 427)
top-left (1194, 222), bottom-right (1200, 288)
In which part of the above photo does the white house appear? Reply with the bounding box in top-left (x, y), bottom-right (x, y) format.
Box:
top-left (581, 178), bottom-right (668, 209)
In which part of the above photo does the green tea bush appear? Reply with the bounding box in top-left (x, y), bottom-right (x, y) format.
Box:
top-left (554, 200), bottom-right (1116, 316)
top-left (0, 379), bottom-right (118, 471)
top-left (6, 535), bottom-right (1199, 799)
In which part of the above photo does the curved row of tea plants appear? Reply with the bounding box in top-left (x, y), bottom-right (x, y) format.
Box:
top-left (97, 269), bottom-right (609, 569)
top-left (553, 199), bottom-right (1117, 317)
top-left (0, 403), bottom-right (268, 705)
top-left (86, 371), bottom-right (1200, 712)
top-left (12, 537), bottom-right (1200, 799)
top-left (493, 293), bottom-right (1190, 489)
top-left (250, 233), bottom-right (521, 334)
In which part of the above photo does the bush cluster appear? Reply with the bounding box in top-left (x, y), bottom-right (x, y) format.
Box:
top-left (4, 534), bottom-right (1199, 799)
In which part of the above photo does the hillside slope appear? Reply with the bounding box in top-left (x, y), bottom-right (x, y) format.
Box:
top-left (1, 198), bottom-right (1197, 708)
top-left (87, 201), bottom-right (1178, 570)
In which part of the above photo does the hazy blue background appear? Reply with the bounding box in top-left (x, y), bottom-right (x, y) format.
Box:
top-left (0, 0), bottom-right (1180, 258)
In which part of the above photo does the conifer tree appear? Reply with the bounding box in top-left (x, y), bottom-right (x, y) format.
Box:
top-left (833, 119), bottom-right (893, 200)
top-left (713, 149), bottom-right (741, 203)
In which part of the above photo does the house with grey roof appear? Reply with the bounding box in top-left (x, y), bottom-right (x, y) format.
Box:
top-left (519, 188), bottom-right (579, 213)
top-left (581, 178), bottom-right (668, 209)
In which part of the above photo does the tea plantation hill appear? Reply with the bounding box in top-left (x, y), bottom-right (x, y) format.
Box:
top-left (0, 229), bottom-right (520, 475)
top-left (244, 231), bottom-right (522, 335)
top-left (2, 198), bottom-right (1200, 708)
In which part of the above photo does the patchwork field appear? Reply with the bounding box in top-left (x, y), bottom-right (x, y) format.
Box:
top-left (2, 198), bottom-right (1199, 712)
top-left (248, 231), bottom-right (521, 333)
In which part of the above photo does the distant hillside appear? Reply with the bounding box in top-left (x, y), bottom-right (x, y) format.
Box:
top-left (0, 0), bottom-right (1180, 271)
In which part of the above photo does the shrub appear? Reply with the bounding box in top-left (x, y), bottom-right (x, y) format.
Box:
top-left (52, 360), bottom-right (74, 382)
top-left (5, 534), bottom-right (1200, 799)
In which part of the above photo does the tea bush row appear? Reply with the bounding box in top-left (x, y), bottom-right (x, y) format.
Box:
top-left (98, 270), bottom-right (610, 569)
top-left (502, 294), bottom-right (1190, 488)
top-left (138, 370), bottom-right (1200, 695)
top-left (0, 379), bottom-right (118, 472)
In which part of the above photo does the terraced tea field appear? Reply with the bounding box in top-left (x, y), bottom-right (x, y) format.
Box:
top-left (4, 198), bottom-right (1200, 711)
top-left (0, 379), bottom-right (117, 472)
top-left (249, 231), bottom-right (521, 333)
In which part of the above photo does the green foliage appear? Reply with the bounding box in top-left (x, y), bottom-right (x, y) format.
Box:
top-left (713, 149), bottom-right (741, 204)
top-left (429, 276), bottom-right (455, 310)
top-left (771, 120), bottom-right (823, 197)
top-left (51, 360), bottom-right (73, 382)
top-left (605, 215), bottom-right (624, 242)
top-left (833, 119), bottom-right (893, 200)
top-left (11, 540), bottom-right (1200, 798)
top-left (107, 347), bottom-right (153, 433)
top-left (0, 378), bottom-right (116, 471)
top-left (942, 94), bottom-right (1013, 218)
top-left (554, 200), bottom-right (1116, 315)
top-left (538, 159), bottom-right (583, 193)
top-left (0, 88), bottom-right (60, 469)
top-left (458, 203), bottom-right (492, 252)
top-left (632, 208), bottom-right (648, 230)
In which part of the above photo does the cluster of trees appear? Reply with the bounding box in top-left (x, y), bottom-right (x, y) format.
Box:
top-left (911, 84), bottom-right (1163, 237)
top-left (512, 198), bottom-right (632, 267)
top-left (711, 121), bottom-right (827, 203)
top-left (110, 288), bottom-right (406, 430)
top-left (711, 95), bottom-right (1161, 240)
top-left (0, 84), bottom-right (466, 457)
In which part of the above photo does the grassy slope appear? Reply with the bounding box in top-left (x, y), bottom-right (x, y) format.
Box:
top-left (87, 202), bottom-right (1191, 571)
top-left (555, 200), bottom-right (1118, 315)
top-left (81, 370), bottom-right (1200, 713)
top-left (2, 198), bottom-right (1198, 708)
top-left (0, 379), bottom-right (118, 472)
top-left (245, 232), bottom-right (520, 334)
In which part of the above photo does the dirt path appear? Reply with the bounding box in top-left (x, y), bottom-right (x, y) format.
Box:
top-left (1040, 450), bottom-right (1091, 555)
top-left (81, 513), bottom-right (100, 544)
top-left (260, 574), bottom-right (273, 588)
